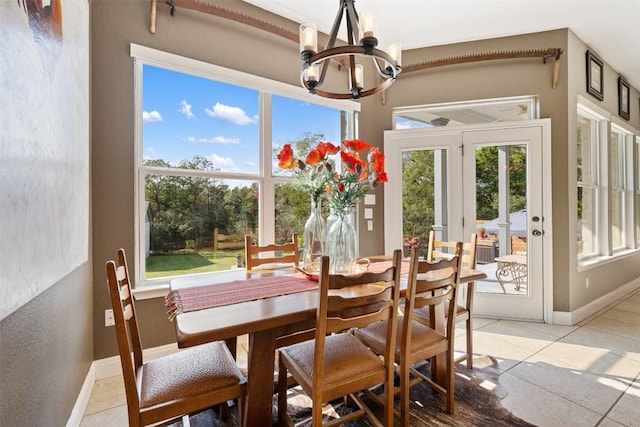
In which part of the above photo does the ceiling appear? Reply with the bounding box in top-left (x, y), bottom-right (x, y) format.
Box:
top-left (244, 0), bottom-right (640, 90)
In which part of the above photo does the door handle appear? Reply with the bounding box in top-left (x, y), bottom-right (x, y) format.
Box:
top-left (532, 229), bottom-right (543, 236)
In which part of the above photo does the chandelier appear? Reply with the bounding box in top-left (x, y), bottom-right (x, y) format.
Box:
top-left (299, 0), bottom-right (402, 100)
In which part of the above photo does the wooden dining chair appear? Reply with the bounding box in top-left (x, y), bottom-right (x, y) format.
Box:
top-left (355, 245), bottom-right (463, 425)
top-left (277, 250), bottom-right (403, 427)
top-left (424, 231), bottom-right (478, 368)
top-left (244, 233), bottom-right (299, 270)
top-left (106, 248), bottom-right (247, 427)
top-left (243, 232), bottom-right (314, 388)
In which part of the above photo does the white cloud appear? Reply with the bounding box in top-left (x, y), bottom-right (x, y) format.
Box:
top-left (186, 136), bottom-right (240, 145)
top-left (179, 100), bottom-right (194, 119)
top-left (143, 110), bottom-right (163, 123)
top-left (205, 102), bottom-right (258, 125)
top-left (207, 153), bottom-right (235, 169)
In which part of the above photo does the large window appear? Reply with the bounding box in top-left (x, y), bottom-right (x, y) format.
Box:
top-left (133, 45), bottom-right (358, 286)
top-left (577, 99), bottom-right (638, 263)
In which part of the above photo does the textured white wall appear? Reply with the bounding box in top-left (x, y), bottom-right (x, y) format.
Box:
top-left (0, 0), bottom-right (89, 320)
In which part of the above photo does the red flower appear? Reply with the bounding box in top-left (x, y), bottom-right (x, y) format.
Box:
top-left (305, 149), bottom-right (323, 165)
top-left (371, 171), bottom-right (388, 186)
top-left (341, 151), bottom-right (367, 173)
top-left (317, 141), bottom-right (341, 157)
top-left (277, 144), bottom-right (298, 169)
top-left (344, 139), bottom-right (370, 153)
top-left (368, 147), bottom-right (385, 174)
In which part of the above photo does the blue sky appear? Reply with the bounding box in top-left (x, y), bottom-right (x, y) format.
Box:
top-left (143, 65), bottom-right (343, 175)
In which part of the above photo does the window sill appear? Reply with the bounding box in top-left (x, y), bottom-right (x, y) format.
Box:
top-left (132, 283), bottom-right (170, 300)
top-left (578, 248), bottom-right (640, 272)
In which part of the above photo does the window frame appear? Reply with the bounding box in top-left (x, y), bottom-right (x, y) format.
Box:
top-left (130, 44), bottom-right (360, 290)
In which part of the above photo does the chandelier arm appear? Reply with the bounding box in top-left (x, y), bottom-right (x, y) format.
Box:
top-left (371, 54), bottom-right (400, 79)
top-left (317, 58), bottom-right (332, 90)
top-left (371, 56), bottom-right (389, 79)
top-left (344, 0), bottom-right (361, 45)
top-left (348, 54), bottom-right (358, 98)
top-left (324, 0), bottom-right (346, 51)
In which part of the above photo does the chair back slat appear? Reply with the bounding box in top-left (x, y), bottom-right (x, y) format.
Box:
top-left (116, 265), bottom-right (127, 281)
top-left (123, 303), bottom-right (134, 321)
top-left (119, 286), bottom-right (130, 301)
top-left (244, 233), bottom-right (299, 270)
top-left (326, 283), bottom-right (394, 331)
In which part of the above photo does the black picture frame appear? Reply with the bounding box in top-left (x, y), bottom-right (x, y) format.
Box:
top-left (586, 50), bottom-right (604, 101)
top-left (618, 76), bottom-right (630, 120)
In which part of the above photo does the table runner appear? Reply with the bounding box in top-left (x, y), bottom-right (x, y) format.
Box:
top-left (165, 259), bottom-right (406, 319)
top-left (165, 274), bottom-right (315, 319)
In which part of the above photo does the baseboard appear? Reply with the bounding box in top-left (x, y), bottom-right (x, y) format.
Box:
top-left (66, 343), bottom-right (181, 426)
top-left (553, 278), bottom-right (640, 325)
top-left (65, 362), bottom-right (95, 427)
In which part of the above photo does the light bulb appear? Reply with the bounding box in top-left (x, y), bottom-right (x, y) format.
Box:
top-left (360, 12), bottom-right (375, 38)
top-left (387, 43), bottom-right (401, 66)
top-left (299, 23), bottom-right (317, 52)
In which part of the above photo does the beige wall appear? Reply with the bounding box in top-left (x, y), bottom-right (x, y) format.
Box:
top-left (92, 0), bottom-right (640, 361)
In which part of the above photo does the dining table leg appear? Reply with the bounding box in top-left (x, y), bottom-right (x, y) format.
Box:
top-left (245, 328), bottom-right (278, 426)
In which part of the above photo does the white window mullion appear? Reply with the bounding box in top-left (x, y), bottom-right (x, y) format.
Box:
top-left (260, 92), bottom-right (274, 246)
top-left (624, 133), bottom-right (635, 249)
top-left (598, 120), bottom-right (611, 256)
top-left (636, 134), bottom-right (640, 247)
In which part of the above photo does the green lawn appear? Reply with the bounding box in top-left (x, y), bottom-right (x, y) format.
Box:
top-left (145, 249), bottom-right (240, 278)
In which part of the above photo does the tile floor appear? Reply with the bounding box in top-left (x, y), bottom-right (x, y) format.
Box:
top-left (80, 289), bottom-right (640, 426)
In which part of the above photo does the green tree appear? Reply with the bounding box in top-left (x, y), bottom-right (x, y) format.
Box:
top-left (475, 146), bottom-right (527, 221)
top-left (401, 150), bottom-right (435, 249)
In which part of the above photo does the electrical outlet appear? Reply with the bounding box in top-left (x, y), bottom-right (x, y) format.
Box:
top-left (105, 309), bottom-right (115, 327)
top-left (585, 277), bottom-right (590, 289)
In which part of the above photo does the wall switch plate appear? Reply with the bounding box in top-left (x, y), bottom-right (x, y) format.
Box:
top-left (105, 309), bottom-right (115, 327)
top-left (367, 220), bottom-right (373, 231)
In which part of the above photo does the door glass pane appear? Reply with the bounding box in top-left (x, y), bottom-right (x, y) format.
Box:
top-left (401, 149), bottom-right (440, 258)
top-left (475, 144), bottom-right (528, 295)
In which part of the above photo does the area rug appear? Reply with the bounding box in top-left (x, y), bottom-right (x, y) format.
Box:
top-left (170, 355), bottom-right (535, 426)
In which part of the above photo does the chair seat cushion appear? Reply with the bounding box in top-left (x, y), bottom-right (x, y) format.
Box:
top-left (139, 341), bottom-right (245, 408)
top-left (280, 333), bottom-right (384, 390)
top-left (355, 316), bottom-right (446, 359)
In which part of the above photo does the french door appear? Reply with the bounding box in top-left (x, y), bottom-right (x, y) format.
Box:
top-left (384, 120), bottom-right (552, 322)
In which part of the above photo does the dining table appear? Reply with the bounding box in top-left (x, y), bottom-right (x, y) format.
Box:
top-left (167, 257), bottom-right (487, 426)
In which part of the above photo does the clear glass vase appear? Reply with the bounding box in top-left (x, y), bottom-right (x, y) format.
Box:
top-left (327, 210), bottom-right (357, 274)
top-left (302, 196), bottom-right (326, 273)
